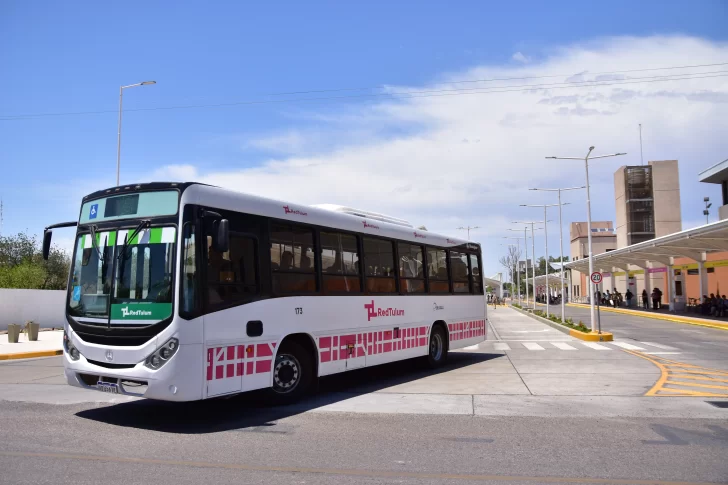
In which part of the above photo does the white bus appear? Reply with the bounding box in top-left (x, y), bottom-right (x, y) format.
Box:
top-left (43, 182), bottom-right (486, 402)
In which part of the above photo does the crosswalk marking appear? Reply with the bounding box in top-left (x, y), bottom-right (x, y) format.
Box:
top-left (581, 342), bottom-right (612, 350)
top-left (610, 342), bottom-right (645, 351)
top-left (493, 343), bottom-right (511, 351)
top-left (640, 342), bottom-right (679, 350)
top-left (551, 342), bottom-right (577, 350)
top-left (523, 343), bottom-right (545, 350)
top-left (462, 345), bottom-right (479, 350)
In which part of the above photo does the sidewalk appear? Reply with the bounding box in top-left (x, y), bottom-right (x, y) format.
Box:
top-left (0, 330), bottom-right (63, 360)
top-left (523, 299), bottom-right (728, 331)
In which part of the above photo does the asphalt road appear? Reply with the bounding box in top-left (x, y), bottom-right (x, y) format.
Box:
top-left (2, 308), bottom-right (728, 484)
top-left (531, 302), bottom-right (728, 369)
top-left (1, 399), bottom-right (727, 485)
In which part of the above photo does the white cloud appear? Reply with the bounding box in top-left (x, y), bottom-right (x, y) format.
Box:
top-left (512, 51), bottom-right (531, 63)
top-left (153, 35), bottom-right (728, 275)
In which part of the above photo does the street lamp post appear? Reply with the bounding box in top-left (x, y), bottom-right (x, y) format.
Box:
top-left (503, 237), bottom-right (522, 306)
top-left (512, 221), bottom-right (543, 310)
top-left (117, 81), bottom-right (157, 186)
top-left (529, 187), bottom-right (584, 323)
top-left (457, 226), bottom-right (480, 240)
top-left (520, 204), bottom-right (562, 318)
top-left (546, 147), bottom-right (626, 332)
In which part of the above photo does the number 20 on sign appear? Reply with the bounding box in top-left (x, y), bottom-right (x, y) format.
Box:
top-left (590, 272), bottom-right (603, 284)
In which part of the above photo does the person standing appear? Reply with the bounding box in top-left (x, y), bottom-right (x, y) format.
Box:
top-left (625, 289), bottom-right (633, 308)
top-left (641, 289), bottom-right (648, 310)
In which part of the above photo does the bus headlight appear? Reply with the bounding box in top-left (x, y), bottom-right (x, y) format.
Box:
top-left (63, 330), bottom-right (80, 361)
top-left (145, 338), bottom-right (179, 370)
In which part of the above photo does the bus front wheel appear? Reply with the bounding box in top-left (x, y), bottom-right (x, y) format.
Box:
top-left (426, 325), bottom-right (448, 368)
top-left (269, 340), bottom-right (314, 402)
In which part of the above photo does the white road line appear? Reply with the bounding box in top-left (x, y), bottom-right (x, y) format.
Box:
top-left (551, 342), bottom-right (577, 350)
top-left (581, 342), bottom-right (612, 350)
top-left (493, 343), bottom-right (511, 351)
top-left (522, 343), bottom-right (545, 350)
top-left (610, 342), bottom-right (646, 351)
top-left (462, 345), bottom-right (479, 350)
top-left (640, 342), bottom-right (679, 350)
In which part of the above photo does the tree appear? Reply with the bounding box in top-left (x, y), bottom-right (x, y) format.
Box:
top-left (498, 245), bottom-right (521, 292)
top-left (0, 232), bottom-right (71, 290)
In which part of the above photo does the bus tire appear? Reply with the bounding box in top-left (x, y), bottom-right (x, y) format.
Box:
top-left (426, 325), bottom-right (448, 368)
top-left (268, 340), bottom-right (313, 403)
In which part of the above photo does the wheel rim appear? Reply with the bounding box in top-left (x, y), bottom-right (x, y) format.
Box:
top-left (272, 354), bottom-right (301, 394)
top-left (430, 332), bottom-right (443, 361)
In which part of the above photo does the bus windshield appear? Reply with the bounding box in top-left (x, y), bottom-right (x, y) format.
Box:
top-left (68, 226), bottom-right (176, 324)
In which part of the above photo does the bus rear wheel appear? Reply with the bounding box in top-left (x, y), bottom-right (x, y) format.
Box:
top-left (426, 325), bottom-right (448, 368)
top-left (268, 340), bottom-right (313, 403)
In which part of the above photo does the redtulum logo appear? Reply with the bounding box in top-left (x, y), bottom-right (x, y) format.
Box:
top-left (362, 220), bottom-right (379, 230)
top-left (283, 205), bottom-right (307, 216)
top-left (413, 231), bottom-right (426, 239)
top-left (364, 300), bottom-right (405, 322)
top-left (446, 238), bottom-right (457, 244)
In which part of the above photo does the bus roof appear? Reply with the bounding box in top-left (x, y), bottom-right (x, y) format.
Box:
top-left (83, 182), bottom-right (481, 250)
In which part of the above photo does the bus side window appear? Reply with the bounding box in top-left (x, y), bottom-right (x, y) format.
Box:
top-left (469, 253), bottom-right (483, 294)
top-left (207, 233), bottom-right (259, 310)
top-left (450, 251), bottom-right (470, 293)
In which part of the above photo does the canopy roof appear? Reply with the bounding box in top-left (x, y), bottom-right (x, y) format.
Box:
top-left (565, 218), bottom-right (728, 273)
top-left (524, 273), bottom-right (568, 288)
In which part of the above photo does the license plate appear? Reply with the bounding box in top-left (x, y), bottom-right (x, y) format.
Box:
top-left (97, 381), bottom-right (119, 394)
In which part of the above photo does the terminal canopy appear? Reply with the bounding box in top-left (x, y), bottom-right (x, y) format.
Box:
top-left (524, 273), bottom-right (568, 289)
top-left (565, 218), bottom-right (728, 272)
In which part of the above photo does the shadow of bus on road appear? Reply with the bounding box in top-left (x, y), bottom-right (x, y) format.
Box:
top-left (74, 351), bottom-right (503, 434)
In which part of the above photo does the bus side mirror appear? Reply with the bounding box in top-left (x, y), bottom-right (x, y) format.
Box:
top-left (42, 230), bottom-right (52, 260)
top-left (216, 219), bottom-right (230, 253)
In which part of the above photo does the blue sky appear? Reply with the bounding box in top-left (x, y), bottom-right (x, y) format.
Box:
top-left (1, 0), bottom-right (727, 276)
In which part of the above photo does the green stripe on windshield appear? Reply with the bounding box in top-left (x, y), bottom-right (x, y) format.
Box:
top-left (149, 227), bottom-right (162, 244)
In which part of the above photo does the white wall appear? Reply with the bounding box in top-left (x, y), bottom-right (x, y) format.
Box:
top-left (0, 289), bottom-right (66, 330)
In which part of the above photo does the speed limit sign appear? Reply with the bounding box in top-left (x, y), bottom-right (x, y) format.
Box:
top-left (590, 272), bottom-right (603, 284)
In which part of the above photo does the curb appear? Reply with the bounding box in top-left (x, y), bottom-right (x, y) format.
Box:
top-left (0, 349), bottom-right (63, 361)
top-left (510, 305), bottom-right (614, 342)
top-left (566, 302), bottom-right (728, 331)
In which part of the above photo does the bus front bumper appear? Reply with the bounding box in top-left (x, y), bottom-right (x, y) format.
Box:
top-left (63, 342), bottom-right (204, 402)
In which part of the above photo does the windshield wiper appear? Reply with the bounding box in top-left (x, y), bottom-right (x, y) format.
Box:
top-left (88, 224), bottom-right (103, 261)
top-left (117, 220), bottom-right (151, 263)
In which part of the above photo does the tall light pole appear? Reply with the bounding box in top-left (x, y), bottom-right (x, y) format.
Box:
top-left (520, 204), bottom-right (561, 318)
top-left (546, 147), bottom-right (626, 332)
top-left (503, 237), bottom-right (522, 306)
top-left (117, 81), bottom-right (157, 186)
top-left (512, 221), bottom-right (542, 310)
top-left (457, 226), bottom-right (480, 240)
top-left (529, 187), bottom-right (584, 322)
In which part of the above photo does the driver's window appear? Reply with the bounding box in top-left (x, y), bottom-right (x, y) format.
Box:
top-left (182, 223), bottom-right (197, 314)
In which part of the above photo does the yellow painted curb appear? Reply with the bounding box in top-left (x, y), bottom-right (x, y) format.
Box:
top-left (567, 303), bottom-right (728, 331)
top-left (568, 329), bottom-right (613, 341)
top-left (0, 349), bottom-right (63, 361)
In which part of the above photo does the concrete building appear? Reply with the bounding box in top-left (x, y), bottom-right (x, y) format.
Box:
top-left (609, 160), bottom-right (682, 300)
top-left (614, 160), bottom-right (682, 247)
top-left (569, 221), bottom-right (616, 300)
top-left (698, 158), bottom-right (728, 221)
